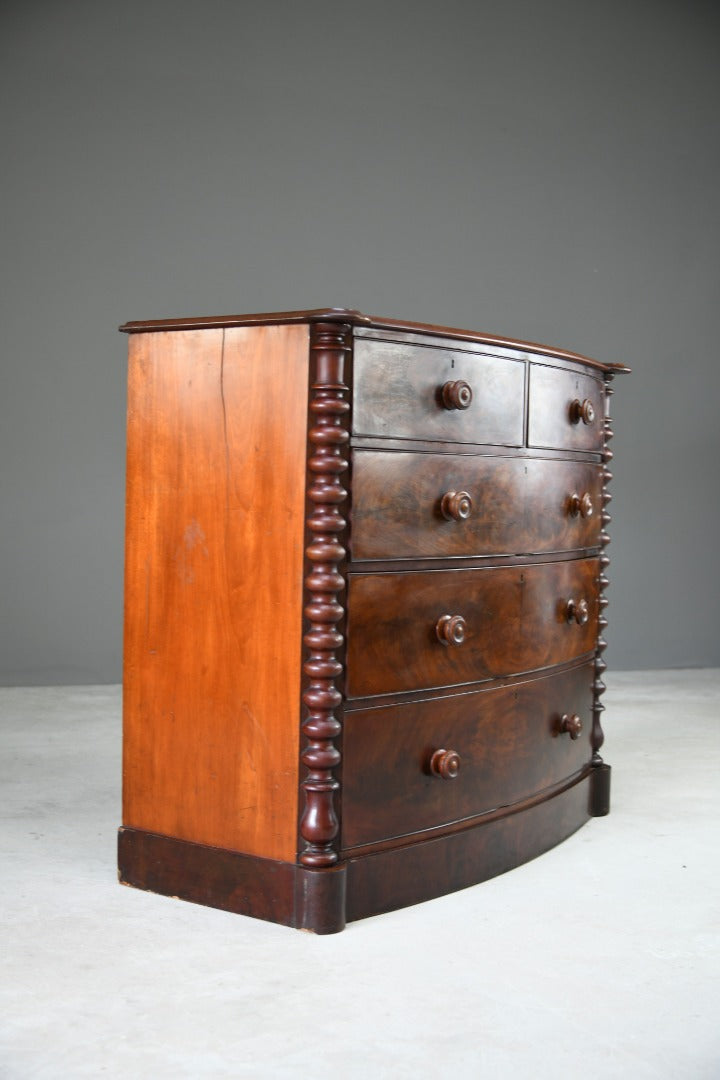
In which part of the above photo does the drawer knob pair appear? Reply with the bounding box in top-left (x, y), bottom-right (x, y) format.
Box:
top-left (559, 714), bottom-right (583, 740)
top-left (570, 398), bottom-right (595, 425)
top-left (436, 614), bottom-right (466, 646)
top-left (441, 490), bottom-right (473, 521)
top-left (429, 748), bottom-right (461, 779)
top-left (441, 380), bottom-right (473, 410)
top-left (569, 492), bottom-right (594, 518)
top-left (565, 598), bottom-right (590, 625)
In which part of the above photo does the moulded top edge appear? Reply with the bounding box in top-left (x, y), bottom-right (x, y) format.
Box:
top-left (118, 307), bottom-right (631, 374)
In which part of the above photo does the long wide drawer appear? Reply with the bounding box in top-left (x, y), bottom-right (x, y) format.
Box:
top-left (341, 661), bottom-right (595, 850)
top-left (345, 558), bottom-right (599, 698)
top-left (352, 339), bottom-right (525, 446)
top-left (350, 451), bottom-right (603, 560)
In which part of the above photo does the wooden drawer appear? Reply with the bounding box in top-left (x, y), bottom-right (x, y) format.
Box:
top-left (352, 339), bottom-right (525, 446)
top-left (346, 558), bottom-right (599, 697)
top-left (350, 451), bottom-right (603, 560)
top-left (528, 363), bottom-right (604, 451)
top-left (341, 661), bottom-right (594, 850)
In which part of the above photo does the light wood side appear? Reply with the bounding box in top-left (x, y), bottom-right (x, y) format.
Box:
top-left (122, 324), bottom-right (310, 861)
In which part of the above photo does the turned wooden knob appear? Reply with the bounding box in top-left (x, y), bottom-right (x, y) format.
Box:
top-left (441, 490), bottom-right (473, 521)
top-left (570, 398), bottom-right (595, 425)
top-left (441, 380), bottom-right (473, 410)
top-left (429, 748), bottom-right (461, 779)
top-left (560, 714), bottom-right (583, 740)
top-left (566, 598), bottom-right (590, 625)
top-left (436, 614), bottom-right (466, 646)
top-left (569, 492), bottom-right (594, 518)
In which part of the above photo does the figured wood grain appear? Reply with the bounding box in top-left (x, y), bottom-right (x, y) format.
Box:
top-left (350, 452), bottom-right (603, 560)
top-left (122, 324), bottom-right (310, 861)
top-left (352, 339), bottom-right (525, 445)
top-left (341, 661), bottom-right (594, 849)
top-left (345, 558), bottom-right (599, 698)
top-left (528, 363), bottom-right (604, 451)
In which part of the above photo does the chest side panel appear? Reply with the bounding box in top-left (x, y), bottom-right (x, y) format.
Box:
top-left (122, 323), bottom-right (309, 861)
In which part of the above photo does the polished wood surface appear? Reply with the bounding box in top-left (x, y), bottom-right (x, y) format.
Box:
top-left (352, 339), bottom-right (525, 445)
top-left (350, 451), bottom-right (602, 560)
top-left (122, 324), bottom-right (309, 861)
top-left (528, 363), bottom-right (605, 451)
top-left (122, 307), bottom-right (631, 377)
top-left (118, 827), bottom-right (348, 934)
top-left (341, 662), bottom-right (594, 849)
top-left (299, 323), bottom-right (351, 868)
top-left (345, 772), bottom-right (593, 922)
top-left (346, 558), bottom-right (599, 697)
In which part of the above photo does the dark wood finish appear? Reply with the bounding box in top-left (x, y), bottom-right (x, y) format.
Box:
top-left (122, 325), bottom-right (309, 861)
top-left (345, 772), bottom-right (593, 922)
top-left (352, 339), bottom-right (525, 446)
top-left (435, 613), bottom-right (467, 646)
top-left (528, 363), bottom-right (605, 451)
top-left (590, 763), bottom-right (612, 816)
top-left (299, 324), bottom-right (351, 868)
top-left (570, 397), bottom-right (596, 426)
top-left (565, 597), bottom-right (590, 625)
top-left (350, 452), bottom-right (602, 560)
top-left (429, 748), bottom-right (461, 779)
top-left (118, 827), bottom-right (347, 934)
top-left (569, 491), bottom-right (594, 519)
top-left (341, 662), bottom-right (593, 849)
top-left (591, 374), bottom-right (616, 766)
top-left (440, 489), bottom-right (473, 521)
top-left (560, 713), bottom-right (583, 739)
top-left (346, 559), bottom-right (599, 698)
top-left (441, 379), bottom-right (473, 410)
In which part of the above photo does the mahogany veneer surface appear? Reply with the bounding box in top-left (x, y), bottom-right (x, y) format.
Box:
top-left (350, 452), bottom-right (603, 560)
top-left (345, 559), bottom-right (599, 697)
top-left (119, 307), bottom-right (628, 932)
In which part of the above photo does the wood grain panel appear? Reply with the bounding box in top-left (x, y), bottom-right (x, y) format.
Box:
top-left (350, 452), bottom-right (603, 560)
top-left (122, 324), bottom-right (310, 861)
top-left (341, 662), bottom-right (594, 849)
top-left (352, 339), bottom-right (525, 445)
top-left (528, 363), bottom-right (604, 451)
top-left (346, 558), bottom-right (599, 697)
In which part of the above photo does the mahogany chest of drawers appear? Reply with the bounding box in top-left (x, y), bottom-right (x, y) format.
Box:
top-left (118, 307), bottom-right (629, 933)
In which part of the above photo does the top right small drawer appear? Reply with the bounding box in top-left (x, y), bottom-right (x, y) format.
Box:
top-left (528, 363), bottom-right (605, 452)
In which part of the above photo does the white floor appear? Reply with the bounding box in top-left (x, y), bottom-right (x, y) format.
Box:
top-left (1, 671), bottom-right (718, 1079)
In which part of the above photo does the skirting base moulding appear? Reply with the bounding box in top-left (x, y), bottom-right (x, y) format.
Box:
top-left (118, 307), bottom-right (629, 933)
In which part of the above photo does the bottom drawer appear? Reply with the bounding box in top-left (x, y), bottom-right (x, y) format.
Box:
top-left (341, 661), bottom-right (594, 851)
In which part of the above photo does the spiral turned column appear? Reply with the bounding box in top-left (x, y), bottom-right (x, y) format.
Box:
top-left (299, 323), bottom-right (351, 868)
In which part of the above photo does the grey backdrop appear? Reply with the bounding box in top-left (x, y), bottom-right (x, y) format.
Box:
top-left (2, 0), bottom-right (719, 684)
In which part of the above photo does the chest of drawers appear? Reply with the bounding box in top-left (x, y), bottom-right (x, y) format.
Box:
top-left (118, 308), bottom-right (629, 933)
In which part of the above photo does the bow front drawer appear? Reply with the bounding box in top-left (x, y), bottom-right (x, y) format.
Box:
top-left (346, 558), bottom-right (600, 697)
top-left (350, 451), bottom-right (603, 560)
top-left (341, 661), bottom-right (595, 850)
top-left (352, 339), bottom-right (525, 446)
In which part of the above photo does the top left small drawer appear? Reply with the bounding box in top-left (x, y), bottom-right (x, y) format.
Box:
top-left (352, 338), bottom-right (525, 446)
